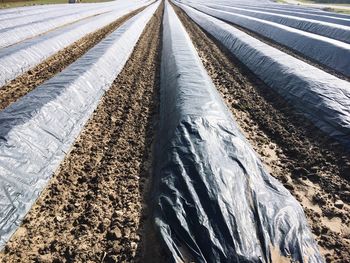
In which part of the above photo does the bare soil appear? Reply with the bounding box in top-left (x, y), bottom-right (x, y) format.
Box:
top-left (0, 6), bottom-right (145, 111)
top-left (175, 5), bottom-right (350, 263)
top-left (0, 3), bottom-right (162, 262)
top-left (191, 6), bottom-right (350, 81)
top-left (0, 3), bottom-right (349, 263)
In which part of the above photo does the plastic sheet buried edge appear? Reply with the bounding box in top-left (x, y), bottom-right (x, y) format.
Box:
top-left (0, 0), bottom-right (147, 48)
top-left (0, 3), bottom-right (112, 31)
top-left (233, 2), bottom-right (350, 20)
top-left (177, 2), bottom-right (350, 149)
top-left (0, 0), bottom-right (151, 88)
top-left (182, 0), bottom-right (350, 24)
top-left (0, 2), bottom-right (98, 15)
top-left (0, 0), bottom-right (160, 250)
top-left (0, 1), bottom-right (132, 20)
top-left (205, 0), bottom-right (347, 16)
top-left (0, 5), bottom-right (79, 26)
top-left (205, 3), bottom-right (350, 44)
top-left (0, 0), bottom-right (140, 22)
top-left (0, 4), bottom-right (74, 19)
top-left (227, 3), bottom-right (350, 26)
top-left (153, 2), bottom-right (323, 262)
top-left (188, 4), bottom-right (350, 77)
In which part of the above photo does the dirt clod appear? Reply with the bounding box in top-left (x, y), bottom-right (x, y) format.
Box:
top-left (174, 5), bottom-right (350, 262)
top-left (334, 200), bottom-right (345, 209)
top-left (0, 7), bottom-right (145, 111)
top-left (0, 3), bottom-right (163, 262)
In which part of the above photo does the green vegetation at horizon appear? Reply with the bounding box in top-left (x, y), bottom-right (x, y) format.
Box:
top-left (275, 0), bottom-right (350, 14)
top-left (298, 0), bottom-right (350, 5)
top-left (324, 7), bottom-right (350, 13)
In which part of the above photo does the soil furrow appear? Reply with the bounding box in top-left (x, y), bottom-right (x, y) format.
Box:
top-left (0, 3), bottom-right (163, 263)
top-left (174, 5), bottom-right (350, 263)
top-left (0, 6), bottom-right (146, 111)
top-left (190, 6), bottom-right (350, 81)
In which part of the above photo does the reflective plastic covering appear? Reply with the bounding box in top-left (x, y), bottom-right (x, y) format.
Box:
top-left (0, 1), bottom-right (160, 249)
top-left (181, 0), bottom-right (350, 26)
top-left (176, 2), bottom-right (350, 149)
top-left (0, 0), bottom-right (152, 88)
top-left (239, 5), bottom-right (350, 26)
top-left (153, 2), bottom-right (323, 262)
top-left (0, 6), bottom-right (68, 20)
top-left (0, 1), bottom-right (148, 29)
top-left (202, 3), bottom-right (350, 44)
top-left (0, 5), bottom-right (78, 30)
top-left (0, 3), bottom-right (92, 20)
top-left (0, 0), bottom-right (150, 48)
top-left (184, 3), bottom-right (350, 77)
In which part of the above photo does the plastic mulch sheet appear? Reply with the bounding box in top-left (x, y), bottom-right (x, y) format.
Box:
top-left (177, 2), bottom-right (350, 149)
top-left (153, 2), bottom-right (323, 262)
top-left (0, 1), bottom-right (160, 249)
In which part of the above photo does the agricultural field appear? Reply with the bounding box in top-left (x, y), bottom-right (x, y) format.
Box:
top-left (280, 0), bottom-right (350, 14)
top-left (0, 0), bottom-right (111, 9)
top-left (0, 0), bottom-right (349, 262)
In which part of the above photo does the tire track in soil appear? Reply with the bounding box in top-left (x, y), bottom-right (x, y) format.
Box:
top-left (0, 6), bottom-right (146, 111)
top-left (0, 3), bottom-right (163, 263)
top-left (174, 5), bottom-right (350, 263)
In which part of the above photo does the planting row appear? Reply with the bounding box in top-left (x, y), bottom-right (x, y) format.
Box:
top-left (0, 0), bottom-right (152, 88)
top-left (0, 0), bottom-right (151, 49)
top-left (0, 1), bottom-right (160, 249)
top-left (173, 4), bottom-right (350, 261)
top-left (154, 2), bottom-right (321, 262)
top-left (181, 1), bottom-right (350, 77)
top-left (0, 1), bottom-right (125, 30)
top-left (176, 2), bottom-right (350, 149)
top-left (185, 0), bottom-right (350, 23)
top-left (0, 0), bottom-right (349, 261)
top-left (205, 3), bottom-right (350, 44)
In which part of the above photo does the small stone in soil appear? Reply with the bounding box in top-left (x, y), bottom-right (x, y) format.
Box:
top-left (334, 200), bottom-right (344, 209)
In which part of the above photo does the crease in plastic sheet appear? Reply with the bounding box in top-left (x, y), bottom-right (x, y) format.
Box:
top-left (0, 6), bottom-right (76, 29)
top-left (182, 0), bottom-right (350, 26)
top-left (0, 2), bottom-right (117, 20)
top-left (0, 0), bottom-right (152, 88)
top-left (0, 0), bottom-right (150, 48)
top-left (245, 5), bottom-right (350, 26)
top-left (249, 4), bottom-right (350, 20)
top-left (0, 4), bottom-right (110, 31)
top-left (0, 0), bottom-right (160, 249)
top-left (154, 2), bottom-right (323, 262)
top-left (203, 3), bottom-right (350, 44)
top-left (0, 0), bottom-right (150, 28)
top-left (183, 3), bottom-right (350, 77)
top-left (176, 2), bottom-right (350, 149)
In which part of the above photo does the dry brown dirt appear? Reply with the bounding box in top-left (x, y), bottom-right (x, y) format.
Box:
top-left (175, 5), bottom-right (350, 263)
top-left (1, 3), bottom-right (349, 263)
top-left (188, 6), bottom-right (349, 81)
top-left (0, 3), bottom-right (163, 263)
top-left (0, 6), bottom-right (145, 111)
